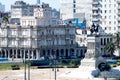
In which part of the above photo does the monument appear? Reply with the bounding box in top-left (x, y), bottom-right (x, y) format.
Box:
top-left (60, 24), bottom-right (120, 79)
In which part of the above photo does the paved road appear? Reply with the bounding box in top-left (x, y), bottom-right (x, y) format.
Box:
top-left (0, 68), bottom-right (80, 80)
top-left (0, 68), bottom-right (114, 80)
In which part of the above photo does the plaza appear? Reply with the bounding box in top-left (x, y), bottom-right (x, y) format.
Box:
top-left (0, 68), bottom-right (109, 80)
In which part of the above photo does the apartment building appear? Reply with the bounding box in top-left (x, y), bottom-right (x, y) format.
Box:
top-left (60, 0), bottom-right (92, 26)
top-left (11, 1), bottom-right (60, 26)
top-left (11, 1), bottom-right (38, 24)
top-left (60, 0), bottom-right (120, 34)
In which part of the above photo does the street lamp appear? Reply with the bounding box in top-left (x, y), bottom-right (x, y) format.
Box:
top-left (24, 49), bottom-right (27, 80)
top-left (54, 51), bottom-right (57, 80)
top-left (28, 49), bottom-right (31, 80)
top-left (53, 50), bottom-right (59, 80)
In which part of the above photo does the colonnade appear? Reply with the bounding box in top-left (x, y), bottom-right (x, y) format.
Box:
top-left (0, 48), bottom-right (87, 60)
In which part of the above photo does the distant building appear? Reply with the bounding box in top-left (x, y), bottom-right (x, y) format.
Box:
top-left (60, 0), bottom-right (92, 26)
top-left (37, 0), bottom-right (40, 4)
top-left (11, 1), bottom-right (60, 26)
top-left (60, 0), bottom-right (120, 34)
top-left (11, 1), bottom-right (38, 24)
top-left (0, 2), bottom-right (5, 12)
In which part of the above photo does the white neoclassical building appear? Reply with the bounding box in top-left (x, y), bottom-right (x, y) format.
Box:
top-left (0, 24), bottom-right (87, 60)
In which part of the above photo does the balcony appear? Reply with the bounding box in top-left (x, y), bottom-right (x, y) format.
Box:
top-left (92, 13), bottom-right (98, 16)
top-left (92, 18), bottom-right (99, 22)
top-left (92, 7), bottom-right (99, 10)
top-left (0, 44), bottom-right (8, 47)
top-left (8, 45), bottom-right (17, 47)
top-left (92, 2), bottom-right (99, 5)
top-left (8, 35), bottom-right (16, 38)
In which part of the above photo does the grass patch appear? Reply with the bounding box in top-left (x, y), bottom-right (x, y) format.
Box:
top-left (0, 63), bottom-right (25, 70)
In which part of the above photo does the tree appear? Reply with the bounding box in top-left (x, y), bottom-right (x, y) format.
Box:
top-left (104, 41), bottom-right (116, 56)
top-left (113, 32), bottom-right (120, 56)
top-left (2, 16), bottom-right (9, 24)
top-left (114, 32), bottom-right (120, 48)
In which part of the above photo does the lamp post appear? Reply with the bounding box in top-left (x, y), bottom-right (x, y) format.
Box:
top-left (28, 49), bottom-right (30, 80)
top-left (53, 50), bottom-right (57, 80)
top-left (24, 49), bottom-right (27, 80)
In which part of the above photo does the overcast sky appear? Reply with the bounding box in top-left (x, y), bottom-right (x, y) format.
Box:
top-left (0, 0), bottom-right (60, 11)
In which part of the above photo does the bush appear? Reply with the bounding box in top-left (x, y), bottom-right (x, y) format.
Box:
top-left (70, 59), bottom-right (78, 66)
top-left (61, 59), bottom-right (68, 64)
top-left (11, 65), bottom-right (20, 70)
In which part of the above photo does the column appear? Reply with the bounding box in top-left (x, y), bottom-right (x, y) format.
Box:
top-left (20, 49), bottom-right (22, 59)
top-left (4, 49), bottom-right (7, 58)
top-left (32, 50), bottom-right (34, 59)
top-left (74, 49), bottom-right (76, 56)
top-left (28, 49), bottom-right (30, 59)
top-left (16, 49), bottom-right (18, 58)
top-left (12, 49), bottom-right (14, 61)
top-left (36, 49), bottom-right (39, 60)
top-left (8, 49), bottom-right (10, 59)
top-left (24, 49), bottom-right (26, 60)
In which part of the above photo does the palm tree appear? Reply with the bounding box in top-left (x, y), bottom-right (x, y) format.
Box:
top-left (113, 32), bottom-right (120, 56)
top-left (114, 32), bottom-right (120, 48)
top-left (104, 41), bottom-right (116, 56)
top-left (2, 16), bottom-right (9, 24)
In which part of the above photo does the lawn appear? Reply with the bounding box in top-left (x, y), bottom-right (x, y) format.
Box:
top-left (0, 59), bottom-right (81, 70)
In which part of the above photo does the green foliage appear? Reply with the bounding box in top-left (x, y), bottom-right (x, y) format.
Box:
top-left (11, 64), bottom-right (20, 70)
top-left (116, 77), bottom-right (120, 80)
top-left (61, 59), bottom-right (69, 64)
top-left (105, 41), bottom-right (116, 55)
top-left (114, 32), bottom-right (120, 48)
top-left (70, 59), bottom-right (79, 67)
top-left (2, 16), bottom-right (9, 23)
top-left (0, 64), bottom-right (12, 70)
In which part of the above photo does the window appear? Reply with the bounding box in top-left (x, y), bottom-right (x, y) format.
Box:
top-left (114, 21), bottom-right (116, 24)
top-left (104, 4), bottom-right (106, 8)
top-left (105, 10), bottom-right (107, 13)
top-left (109, 27), bottom-right (111, 30)
top-left (109, 10), bottom-right (111, 13)
top-left (109, 21), bottom-right (111, 24)
top-left (114, 27), bottom-right (116, 30)
top-left (73, 4), bottom-right (76, 8)
top-left (109, 4), bottom-right (111, 7)
top-left (105, 16), bottom-right (107, 18)
top-left (73, 9), bottom-right (76, 13)
top-left (73, 0), bottom-right (76, 3)
top-left (114, 4), bottom-right (116, 7)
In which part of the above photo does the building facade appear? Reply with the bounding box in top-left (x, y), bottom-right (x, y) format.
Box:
top-left (60, 0), bottom-right (92, 26)
top-left (11, 1), bottom-right (60, 26)
top-left (0, 2), bottom-right (5, 12)
top-left (0, 24), bottom-right (86, 60)
top-left (60, 0), bottom-right (120, 34)
top-left (11, 1), bottom-right (38, 24)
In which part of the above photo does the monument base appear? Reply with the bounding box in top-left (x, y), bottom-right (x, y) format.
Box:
top-left (80, 58), bottom-right (96, 68)
top-left (59, 58), bottom-right (99, 79)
